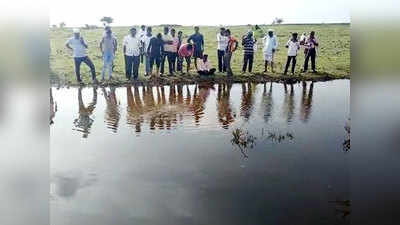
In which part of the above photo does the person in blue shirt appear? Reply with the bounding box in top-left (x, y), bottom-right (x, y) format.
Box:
top-left (187, 26), bottom-right (204, 70)
top-left (147, 33), bottom-right (164, 77)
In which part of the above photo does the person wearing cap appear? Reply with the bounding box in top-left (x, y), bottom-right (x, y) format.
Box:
top-left (262, 29), bottom-right (278, 73)
top-left (99, 28), bottom-right (117, 81)
top-left (65, 28), bottom-right (97, 83)
top-left (241, 31), bottom-right (256, 74)
top-left (123, 27), bottom-right (141, 81)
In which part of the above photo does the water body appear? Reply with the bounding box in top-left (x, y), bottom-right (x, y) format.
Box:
top-left (50, 80), bottom-right (350, 225)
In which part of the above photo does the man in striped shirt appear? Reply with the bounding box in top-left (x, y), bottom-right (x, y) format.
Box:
top-left (241, 32), bottom-right (256, 74)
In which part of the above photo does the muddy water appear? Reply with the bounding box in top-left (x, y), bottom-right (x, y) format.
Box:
top-left (50, 80), bottom-right (350, 225)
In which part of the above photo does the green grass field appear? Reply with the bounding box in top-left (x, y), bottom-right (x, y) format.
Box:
top-left (50, 24), bottom-right (350, 85)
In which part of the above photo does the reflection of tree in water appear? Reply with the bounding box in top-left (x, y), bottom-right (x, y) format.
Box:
top-left (217, 83), bottom-right (235, 129)
top-left (102, 87), bottom-right (120, 133)
top-left (282, 83), bottom-right (295, 123)
top-left (231, 128), bottom-right (257, 158)
top-left (329, 199), bottom-right (351, 221)
top-left (50, 88), bottom-right (57, 125)
top-left (260, 82), bottom-right (273, 124)
top-left (263, 130), bottom-right (294, 143)
top-left (231, 127), bottom-right (295, 158)
top-left (73, 87), bottom-right (97, 138)
top-left (300, 81), bottom-right (314, 123)
top-left (240, 82), bottom-right (256, 121)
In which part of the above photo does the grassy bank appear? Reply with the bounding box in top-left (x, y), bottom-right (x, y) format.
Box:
top-left (50, 24), bottom-right (350, 86)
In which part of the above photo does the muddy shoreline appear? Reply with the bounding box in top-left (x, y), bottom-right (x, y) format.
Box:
top-left (50, 73), bottom-right (349, 88)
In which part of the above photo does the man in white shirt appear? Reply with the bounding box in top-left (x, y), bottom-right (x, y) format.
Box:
top-left (138, 25), bottom-right (146, 63)
top-left (262, 29), bottom-right (278, 73)
top-left (216, 27), bottom-right (228, 72)
top-left (160, 26), bottom-right (175, 76)
top-left (284, 32), bottom-right (300, 75)
top-left (65, 28), bottom-right (97, 84)
top-left (197, 54), bottom-right (216, 76)
top-left (123, 27), bottom-right (141, 81)
top-left (141, 26), bottom-right (153, 76)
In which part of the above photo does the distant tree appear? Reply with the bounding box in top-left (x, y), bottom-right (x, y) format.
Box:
top-left (52, 24), bottom-right (57, 29)
top-left (272, 18), bottom-right (284, 25)
top-left (84, 24), bottom-right (99, 30)
top-left (100, 17), bottom-right (114, 26)
top-left (59, 22), bottom-right (66, 29)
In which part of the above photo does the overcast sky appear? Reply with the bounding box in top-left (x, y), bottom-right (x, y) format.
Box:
top-left (50, 0), bottom-right (350, 27)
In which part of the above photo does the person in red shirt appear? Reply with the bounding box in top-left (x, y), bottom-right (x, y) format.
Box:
top-left (224, 29), bottom-right (238, 76)
top-left (177, 43), bottom-right (194, 75)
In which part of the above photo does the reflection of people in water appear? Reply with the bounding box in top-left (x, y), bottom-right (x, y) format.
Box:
top-left (102, 87), bottom-right (120, 133)
top-left (73, 86), bottom-right (97, 138)
top-left (126, 85), bottom-right (144, 133)
top-left (217, 83), bottom-right (235, 129)
top-left (260, 82), bottom-right (273, 123)
top-left (50, 88), bottom-right (57, 125)
top-left (240, 82), bottom-right (256, 121)
top-left (185, 85), bottom-right (191, 107)
top-left (190, 83), bottom-right (211, 125)
top-left (300, 81), bottom-right (314, 122)
top-left (282, 83), bottom-right (295, 123)
top-left (143, 85), bottom-right (158, 130)
top-left (157, 86), bottom-right (167, 129)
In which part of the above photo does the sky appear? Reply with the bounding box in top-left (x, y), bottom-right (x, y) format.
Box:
top-left (50, 0), bottom-right (350, 27)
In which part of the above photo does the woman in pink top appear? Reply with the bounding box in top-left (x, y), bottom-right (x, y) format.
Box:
top-left (178, 43), bottom-right (194, 74)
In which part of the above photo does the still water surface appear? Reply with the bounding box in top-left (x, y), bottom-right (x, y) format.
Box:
top-left (50, 80), bottom-right (350, 225)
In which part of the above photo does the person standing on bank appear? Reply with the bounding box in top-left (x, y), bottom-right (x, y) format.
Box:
top-left (65, 28), bottom-right (97, 84)
top-left (99, 28), bottom-right (117, 82)
top-left (224, 29), bottom-right (238, 77)
top-left (262, 29), bottom-right (278, 73)
top-left (147, 33), bottom-right (164, 77)
top-left (242, 31), bottom-right (256, 74)
top-left (283, 32), bottom-right (300, 75)
top-left (302, 31), bottom-right (319, 73)
top-left (217, 27), bottom-right (228, 73)
top-left (123, 27), bottom-right (141, 81)
top-left (161, 26), bottom-right (175, 76)
top-left (170, 28), bottom-right (179, 73)
top-left (142, 26), bottom-right (153, 76)
top-left (176, 31), bottom-right (185, 73)
top-left (138, 25), bottom-right (146, 63)
top-left (187, 26), bottom-right (204, 70)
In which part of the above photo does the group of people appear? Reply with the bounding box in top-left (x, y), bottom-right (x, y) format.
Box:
top-left (65, 25), bottom-right (319, 83)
